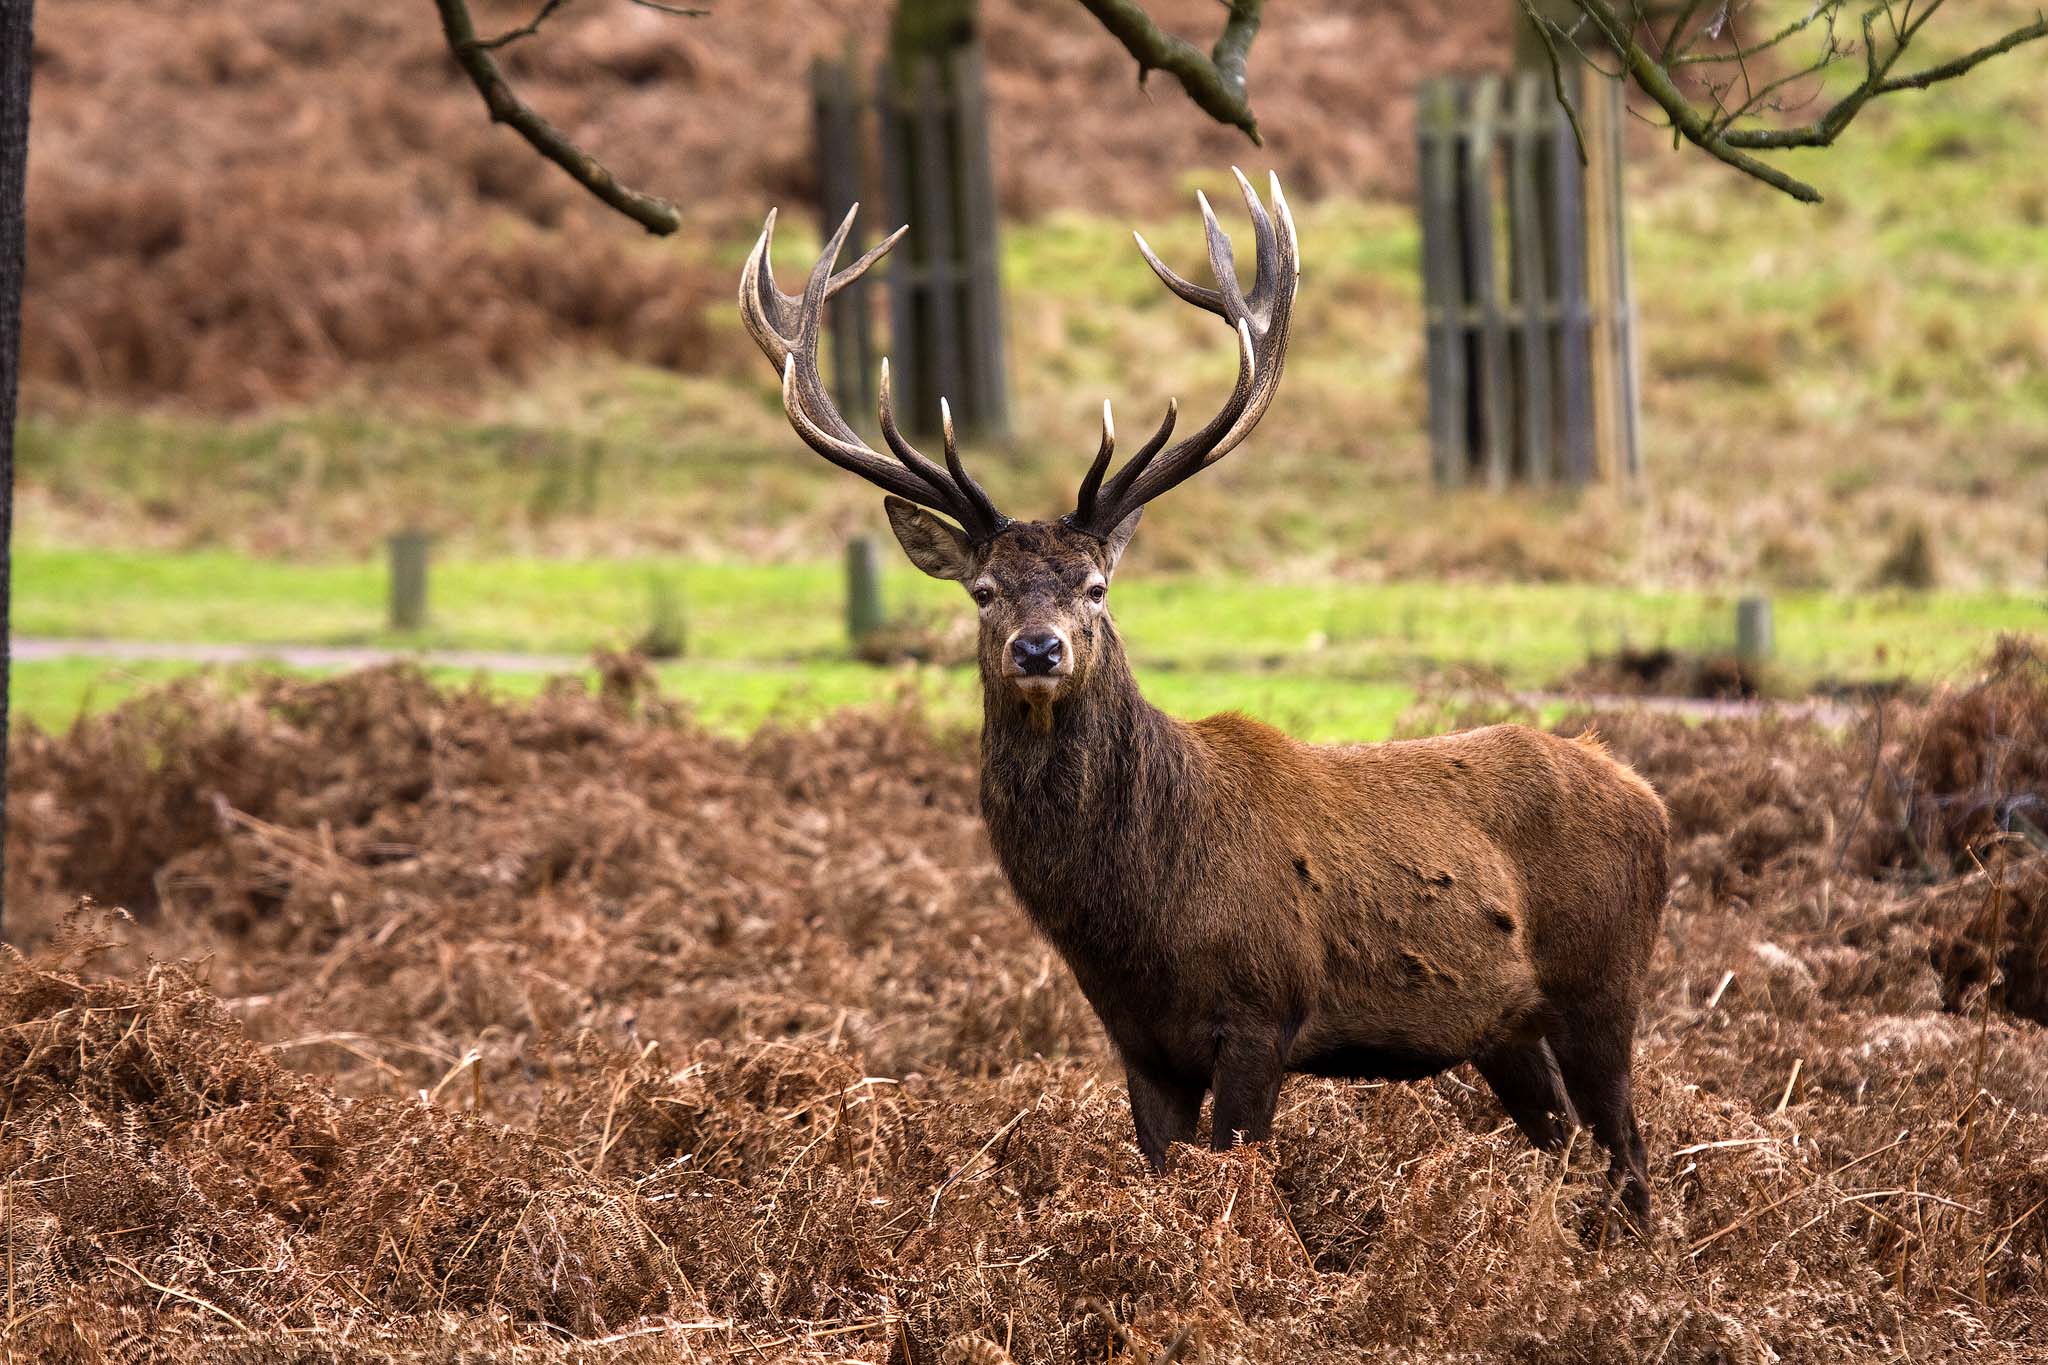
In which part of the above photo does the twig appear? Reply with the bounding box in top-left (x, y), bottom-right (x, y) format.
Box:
top-left (1517, 0), bottom-right (1592, 165)
top-left (433, 0), bottom-right (684, 235)
top-left (1704, 968), bottom-right (1736, 1012)
top-left (107, 1255), bottom-right (251, 1333)
top-left (473, 0), bottom-right (576, 50)
top-left (1773, 1058), bottom-right (1803, 1115)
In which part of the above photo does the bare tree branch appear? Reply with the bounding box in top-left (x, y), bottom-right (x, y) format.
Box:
top-left (433, 0), bottom-right (684, 235)
top-left (1075, 0), bottom-right (1267, 144)
top-left (1558, 0), bottom-right (2048, 204)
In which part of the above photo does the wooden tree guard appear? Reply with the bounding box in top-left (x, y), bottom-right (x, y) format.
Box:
top-left (876, 47), bottom-right (1007, 439)
top-left (810, 55), bottom-right (877, 421)
top-left (1419, 71), bottom-right (1640, 488)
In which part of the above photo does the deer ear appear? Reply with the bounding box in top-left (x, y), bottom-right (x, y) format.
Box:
top-left (885, 496), bottom-right (975, 582)
top-left (1103, 507), bottom-right (1142, 572)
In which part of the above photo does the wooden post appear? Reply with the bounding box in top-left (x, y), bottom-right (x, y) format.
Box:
top-left (389, 530), bottom-right (430, 632)
top-left (1736, 596), bottom-right (1774, 664)
top-left (846, 535), bottom-right (885, 645)
top-left (1582, 76), bottom-right (1640, 484)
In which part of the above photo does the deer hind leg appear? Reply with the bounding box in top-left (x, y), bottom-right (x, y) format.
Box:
top-left (1474, 1037), bottom-right (1574, 1152)
top-left (1551, 1000), bottom-right (1653, 1227)
top-left (1128, 1066), bottom-right (1203, 1172)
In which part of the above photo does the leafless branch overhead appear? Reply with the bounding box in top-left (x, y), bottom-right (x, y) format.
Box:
top-left (1076, 0), bottom-right (1268, 144)
top-left (1548, 0), bottom-right (2048, 204)
top-left (432, 0), bottom-right (686, 235)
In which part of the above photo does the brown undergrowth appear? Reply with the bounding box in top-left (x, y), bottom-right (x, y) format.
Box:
top-left (26, 0), bottom-right (1504, 410)
top-left (4, 644), bottom-right (2048, 1361)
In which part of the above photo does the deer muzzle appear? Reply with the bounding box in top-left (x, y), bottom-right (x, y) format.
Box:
top-left (1006, 628), bottom-right (1071, 692)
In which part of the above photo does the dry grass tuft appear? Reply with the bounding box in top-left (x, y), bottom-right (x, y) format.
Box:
top-left (5, 647), bottom-right (2048, 1359)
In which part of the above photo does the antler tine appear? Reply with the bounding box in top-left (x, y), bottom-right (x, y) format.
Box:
top-left (879, 358), bottom-right (965, 501)
top-left (740, 214), bottom-right (792, 370)
top-left (740, 205), bottom-right (1010, 538)
top-left (1197, 190), bottom-right (1251, 325)
top-left (828, 223), bottom-right (908, 302)
top-left (1132, 230), bottom-right (1227, 319)
top-left (1068, 173), bottom-right (1299, 537)
top-left (1230, 166), bottom-right (1278, 314)
top-left (798, 204), bottom-right (858, 327)
top-left (1089, 398), bottom-right (1178, 522)
top-left (1074, 400), bottom-right (1116, 526)
top-left (940, 399), bottom-right (1008, 537)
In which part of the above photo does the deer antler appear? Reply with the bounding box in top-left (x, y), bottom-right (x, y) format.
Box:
top-left (740, 205), bottom-right (1011, 543)
top-left (1066, 169), bottom-right (1298, 538)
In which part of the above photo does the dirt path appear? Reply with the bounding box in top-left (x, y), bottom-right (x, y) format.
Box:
top-left (13, 636), bottom-right (1864, 727)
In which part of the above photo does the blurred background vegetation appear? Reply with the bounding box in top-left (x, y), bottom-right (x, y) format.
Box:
top-left (15, 0), bottom-right (2046, 734)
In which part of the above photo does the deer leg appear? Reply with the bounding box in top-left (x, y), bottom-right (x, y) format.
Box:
top-left (1552, 1002), bottom-right (1653, 1227)
top-left (1474, 1037), bottom-right (1573, 1152)
top-left (1127, 1066), bottom-right (1202, 1172)
top-left (1209, 1027), bottom-right (1287, 1151)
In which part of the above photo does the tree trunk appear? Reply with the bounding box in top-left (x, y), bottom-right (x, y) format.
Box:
top-left (889, 0), bottom-right (976, 79)
top-left (0, 0), bottom-right (32, 933)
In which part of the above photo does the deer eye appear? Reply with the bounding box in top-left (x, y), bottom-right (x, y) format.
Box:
top-left (1086, 583), bottom-right (1107, 603)
top-left (972, 585), bottom-right (995, 607)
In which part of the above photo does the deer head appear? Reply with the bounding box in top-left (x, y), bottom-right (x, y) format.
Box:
top-left (739, 171), bottom-right (1298, 716)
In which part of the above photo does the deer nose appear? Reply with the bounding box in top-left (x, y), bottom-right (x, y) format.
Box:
top-left (1010, 631), bottom-right (1064, 676)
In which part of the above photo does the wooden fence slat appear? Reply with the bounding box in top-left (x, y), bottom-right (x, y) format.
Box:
top-left (1550, 70), bottom-right (1596, 486)
top-left (1583, 72), bottom-right (1618, 483)
top-left (875, 62), bottom-right (921, 426)
top-left (1603, 76), bottom-right (1644, 484)
top-left (910, 59), bottom-right (963, 433)
top-left (1419, 79), bottom-right (1467, 488)
top-left (811, 57), bottom-right (874, 422)
top-left (952, 48), bottom-right (1008, 435)
top-left (1460, 75), bottom-right (1511, 492)
top-left (1416, 69), bottom-right (1635, 490)
top-left (1507, 73), bottom-right (1553, 485)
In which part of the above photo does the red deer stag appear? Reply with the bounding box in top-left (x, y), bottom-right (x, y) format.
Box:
top-left (739, 174), bottom-right (1671, 1221)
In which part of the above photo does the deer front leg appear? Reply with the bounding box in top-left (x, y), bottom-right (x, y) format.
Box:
top-left (1209, 1025), bottom-right (1287, 1150)
top-left (1128, 1065), bottom-right (1203, 1171)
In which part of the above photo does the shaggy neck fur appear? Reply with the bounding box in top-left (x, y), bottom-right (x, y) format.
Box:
top-left (977, 624), bottom-right (1209, 971)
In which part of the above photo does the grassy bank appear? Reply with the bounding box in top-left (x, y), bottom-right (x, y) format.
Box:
top-left (14, 543), bottom-right (2039, 734)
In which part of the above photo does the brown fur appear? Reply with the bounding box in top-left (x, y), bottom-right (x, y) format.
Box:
top-left (889, 510), bottom-right (1672, 1221)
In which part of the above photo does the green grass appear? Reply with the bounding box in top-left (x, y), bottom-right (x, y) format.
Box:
top-left (17, 546), bottom-right (2040, 688)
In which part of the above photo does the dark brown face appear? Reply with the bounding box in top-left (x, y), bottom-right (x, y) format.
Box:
top-left (884, 499), bottom-right (1139, 709)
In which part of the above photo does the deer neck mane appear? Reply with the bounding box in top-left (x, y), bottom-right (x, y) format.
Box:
top-left (976, 627), bottom-right (1205, 950)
